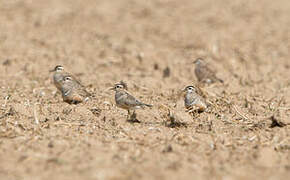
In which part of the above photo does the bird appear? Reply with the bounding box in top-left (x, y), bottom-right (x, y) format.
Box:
top-left (183, 85), bottom-right (207, 113)
top-left (59, 75), bottom-right (91, 104)
top-left (50, 65), bottom-right (83, 91)
top-left (110, 82), bottom-right (152, 121)
top-left (193, 58), bottom-right (223, 84)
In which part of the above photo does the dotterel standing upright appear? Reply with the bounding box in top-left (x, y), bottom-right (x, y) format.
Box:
top-left (193, 58), bottom-right (223, 84)
top-left (183, 85), bottom-right (207, 113)
top-left (59, 75), bottom-right (91, 104)
top-left (110, 81), bottom-right (152, 122)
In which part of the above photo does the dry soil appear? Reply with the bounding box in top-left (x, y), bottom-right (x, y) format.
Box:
top-left (0, 0), bottom-right (290, 179)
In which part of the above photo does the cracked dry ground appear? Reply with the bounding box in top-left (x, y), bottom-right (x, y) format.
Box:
top-left (0, 0), bottom-right (290, 180)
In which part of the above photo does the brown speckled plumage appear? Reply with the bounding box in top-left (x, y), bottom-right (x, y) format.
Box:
top-left (194, 58), bottom-right (223, 84)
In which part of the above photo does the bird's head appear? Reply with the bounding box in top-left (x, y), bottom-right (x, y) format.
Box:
top-left (183, 85), bottom-right (197, 94)
top-left (109, 82), bottom-right (127, 92)
top-left (50, 65), bottom-right (64, 72)
top-left (193, 58), bottom-right (205, 65)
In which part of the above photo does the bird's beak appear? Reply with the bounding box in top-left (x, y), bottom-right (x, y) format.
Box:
top-left (107, 87), bottom-right (115, 91)
top-left (49, 69), bottom-right (55, 72)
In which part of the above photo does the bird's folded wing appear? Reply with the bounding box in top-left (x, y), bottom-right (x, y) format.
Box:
top-left (122, 92), bottom-right (142, 106)
top-left (76, 88), bottom-right (91, 98)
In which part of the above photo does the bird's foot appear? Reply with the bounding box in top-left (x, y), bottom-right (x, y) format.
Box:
top-left (127, 112), bottom-right (141, 123)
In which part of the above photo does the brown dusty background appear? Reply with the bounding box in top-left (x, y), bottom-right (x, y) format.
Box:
top-left (0, 0), bottom-right (290, 179)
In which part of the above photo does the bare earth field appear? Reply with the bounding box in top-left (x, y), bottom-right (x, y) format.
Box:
top-left (0, 0), bottom-right (290, 179)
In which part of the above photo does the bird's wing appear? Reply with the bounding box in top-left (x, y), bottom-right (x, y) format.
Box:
top-left (196, 64), bottom-right (215, 81)
top-left (77, 88), bottom-right (91, 98)
top-left (71, 80), bottom-right (91, 97)
top-left (203, 64), bottom-right (217, 77)
top-left (120, 92), bottom-right (143, 107)
top-left (72, 76), bottom-right (85, 88)
top-left (204, 65), bottom-right (224, 82)
top-left (63, 71), bottom-right (85, 88)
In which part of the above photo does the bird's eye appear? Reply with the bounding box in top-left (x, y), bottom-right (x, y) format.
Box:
top-left (116, 85), bottom-right (123, 89)
top-left (64, 77), bottom-right (72, 81)
top-left (187, 86), bottom-right (194, 91)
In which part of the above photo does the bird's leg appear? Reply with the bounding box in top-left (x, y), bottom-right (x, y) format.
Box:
top-left (131, 110), bottom-right (137, 120)
top-left (128, 110), bottom-right (140, 123)
top-left (127, 110), bottom-right (131, 120)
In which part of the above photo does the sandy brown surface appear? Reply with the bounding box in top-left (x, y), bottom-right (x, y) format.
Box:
top-left (0, 0), bottom-right (290, 179)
